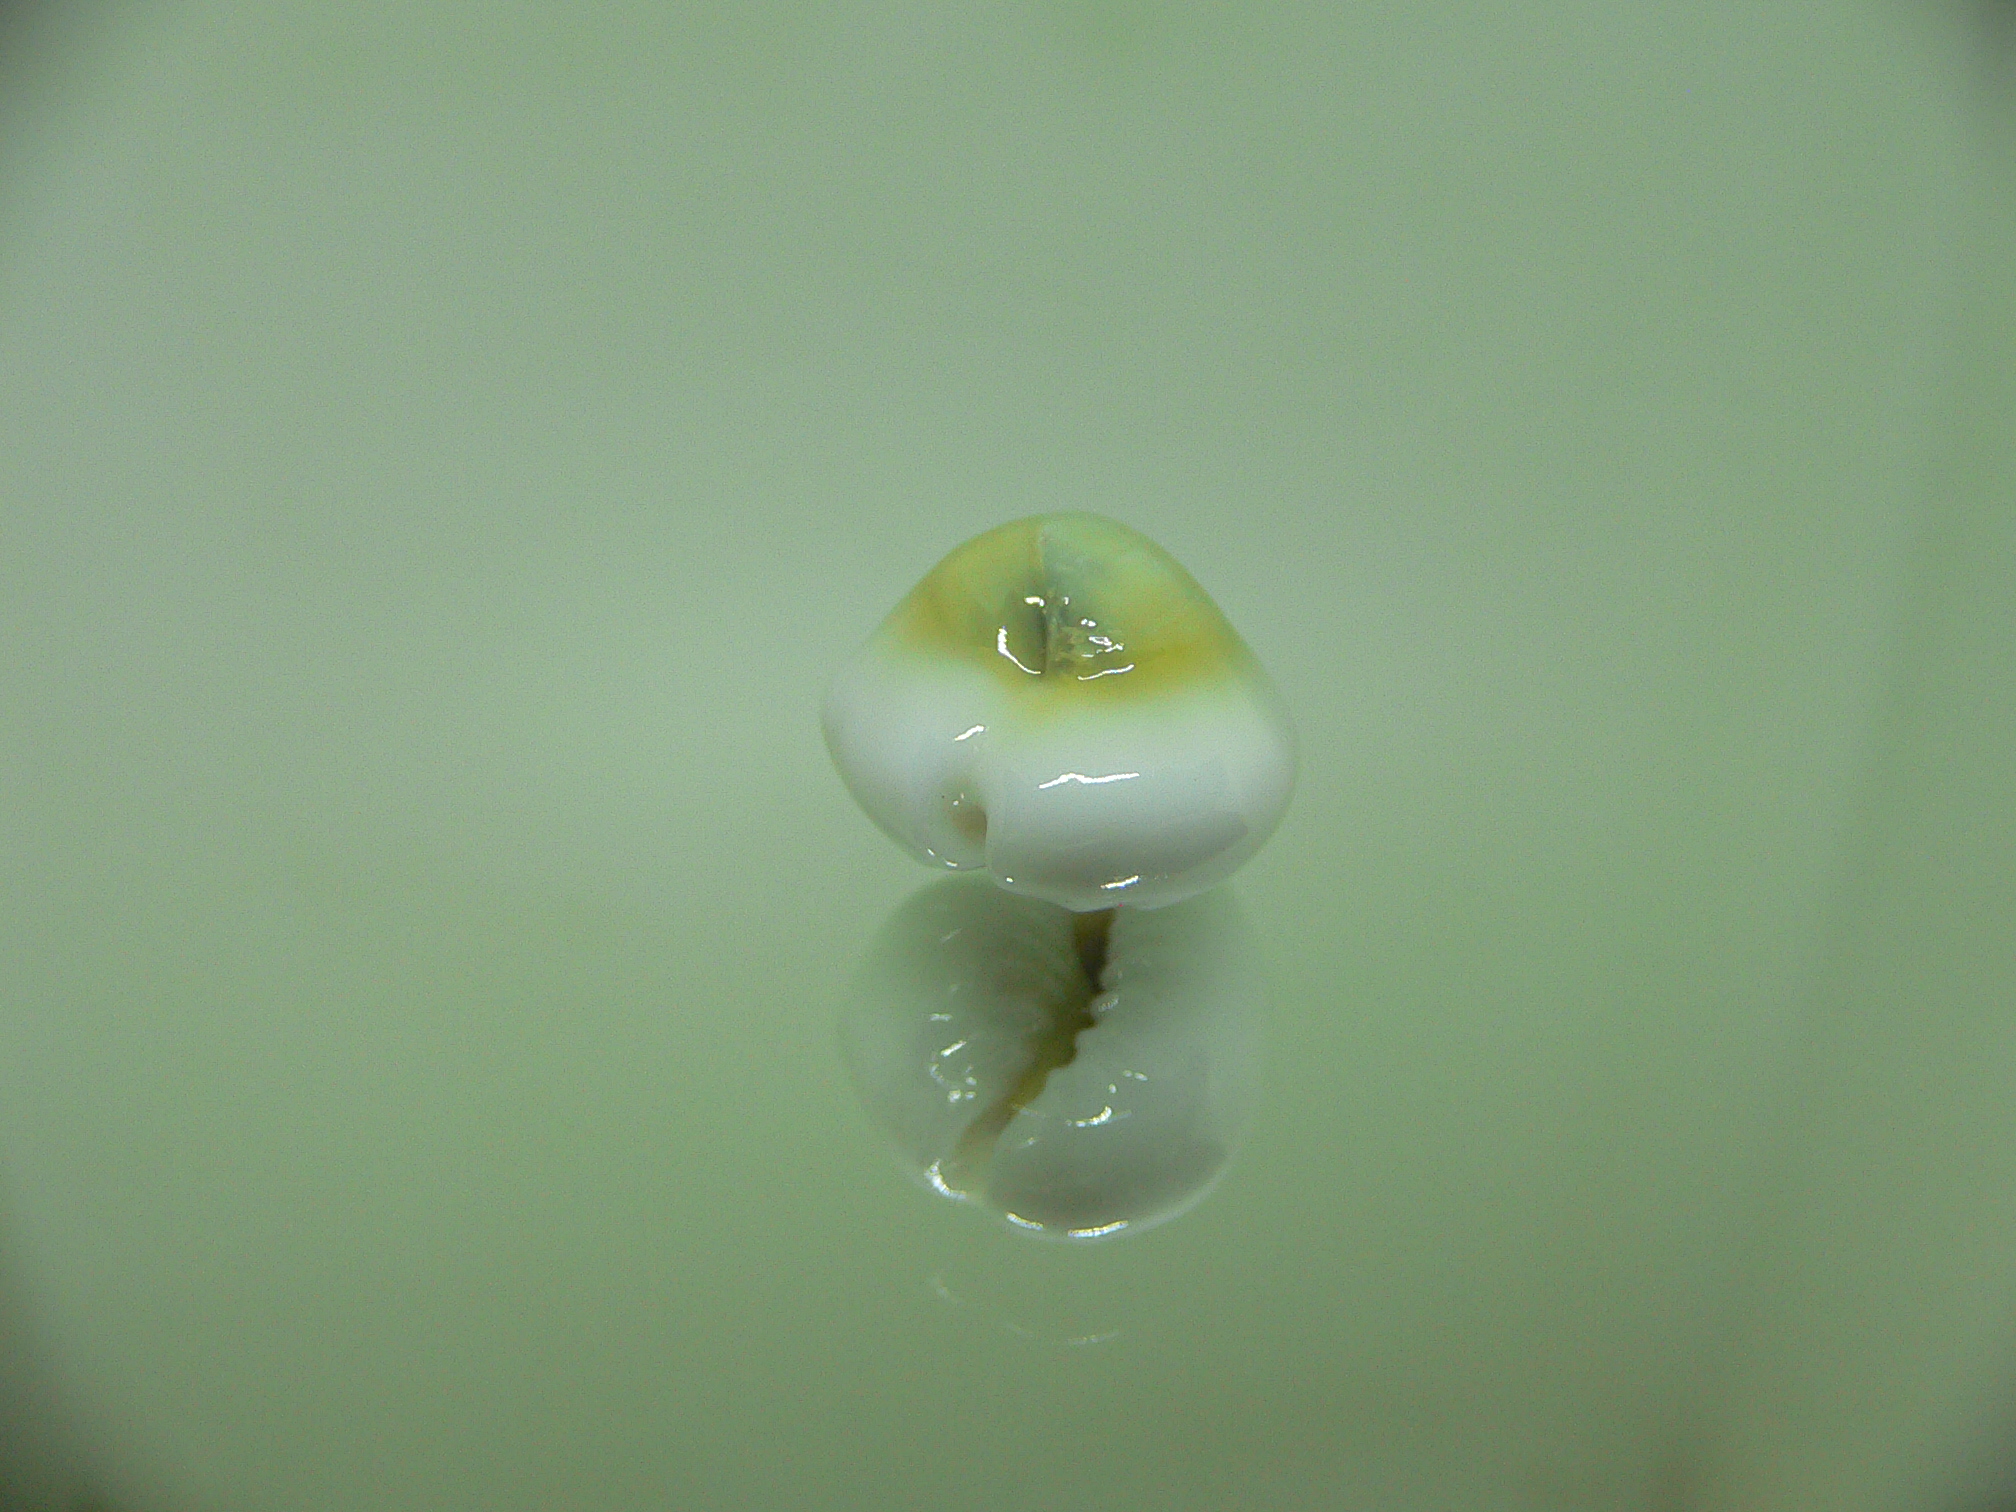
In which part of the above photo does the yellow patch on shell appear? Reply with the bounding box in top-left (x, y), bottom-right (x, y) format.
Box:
top-left (880, 513), bottom-right (1254, 705)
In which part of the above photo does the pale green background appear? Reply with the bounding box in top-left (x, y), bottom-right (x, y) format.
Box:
top-left (1, 3), bottom-right (2012, 1510)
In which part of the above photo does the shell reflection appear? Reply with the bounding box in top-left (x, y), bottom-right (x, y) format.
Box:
top-left (842, 875), bottom-right (1263, 1240)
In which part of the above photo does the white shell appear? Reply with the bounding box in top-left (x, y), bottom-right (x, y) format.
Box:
top-left (841, 876), bottom-right (1264, 1240)
top-left (823, 514), bottom-right (1296, 911)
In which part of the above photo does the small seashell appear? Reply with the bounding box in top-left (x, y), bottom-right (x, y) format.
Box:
top-left (823, 514), bottom-right (1296, 911)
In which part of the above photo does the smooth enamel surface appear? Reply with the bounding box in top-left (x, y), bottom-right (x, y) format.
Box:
top-left (823, 515), bottom-right (1296, 910)
top-left (842, 876), bottom-right (1262, 1240)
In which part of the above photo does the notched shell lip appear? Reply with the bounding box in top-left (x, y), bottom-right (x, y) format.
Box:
top-left (839, 875), bottom-right (1265, 1241)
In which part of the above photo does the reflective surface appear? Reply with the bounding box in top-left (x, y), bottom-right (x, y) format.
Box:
top-left (843, 877), bottom-right (1263, 1239)
top-left (0, 4), bottom-right (2008, 1510)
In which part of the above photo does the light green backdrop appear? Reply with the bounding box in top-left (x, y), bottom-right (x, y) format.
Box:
top-left (0, 3), bottom-right (2009, 1510)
